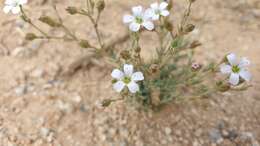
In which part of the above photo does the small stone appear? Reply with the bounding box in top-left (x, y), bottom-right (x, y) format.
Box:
top-left (209, 129), bottom-right (223, 144)
top-left (240, 132), bottom-right (253, 140)
top-left (221, 130), bottom-right (229, 138)
top-left (40, 127), bottom-right (50, 138)
top-left (227, 129), bottom-right (238, 140)
top-left (56, 100), bottom-right (74, 113)
top-left (165, 127), bottom-right (172, 135)
top-left (71, 94), bottom-right (82, 103)
top-left (119, 128), bottom-right (129, 138)
top-left (108, 128), bottom-right (117, 137)
top-left (11, 47), bottom-right (33, 58)
top-left (31, 68), bottom-right (44, 78)
top-left (14, 85), bottom-right (27, 96)
top-left (47, 132), bottom-right (54, 142)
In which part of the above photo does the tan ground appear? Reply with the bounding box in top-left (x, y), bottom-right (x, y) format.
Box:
top-left (0, 0), bottom-right (259, 146)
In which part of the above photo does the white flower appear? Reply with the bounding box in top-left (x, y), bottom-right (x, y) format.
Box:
top-left (111, 64), bottom-right (144, 93)
top-left (146, 2), bottom-right (170, 20)
top-left (3, 0), bottom-right (27, 14)
top-left (123, 6), bottom-right (154, 32)
top-left (220, 53), bottom-right (251, 86)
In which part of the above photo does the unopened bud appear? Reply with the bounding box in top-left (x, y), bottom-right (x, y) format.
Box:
top-left (39, 16), bottom-right (61, 27)
top-left (149, 64), bottom-right (159, 74)
top-left (189, 0), bottom-right (196, 3)
top-left (134, 47), bottom-right (141, 53)
top-left (184, 24), bottom-right (195, 33)
top-left (220, 54), bottom-right (230, 64)
top-left (190, 40), bottom-right (201, 49)
top-left (120, 50), bottom-right (131, 60)
top-left (25, 33), bottom-right (37, 41)
top-left (66, 7), bottom-right (78, 15)
top-left (164, 20), bottom-right (173, 31)
top-left (96, 0), bottom-right (105, 12)
top-left (168, 1), bottom-right (173, 10)
top-left (216, 81), bottom-right (230, 92)
top-left (191, 62), bottom-right (202, 71)
top-left (101, 99), bottom-right (112, 107)
top-left (79, 39), bottom-right (90, 48)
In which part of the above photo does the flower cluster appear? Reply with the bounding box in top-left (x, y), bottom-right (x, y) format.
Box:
top-left (3, 0), bottom-right (27, 14)
top-left (2, 0), bottom-right (253, 108)
top-left (123, 2), bottom-right (170, 32)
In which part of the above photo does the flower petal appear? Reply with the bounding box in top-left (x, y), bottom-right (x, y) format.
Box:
top-left (111, 69), bottom-right (124, 80)
top-left (113, 81), bottom-right (125, 92)
top-left (132, 6), bottom-right (142, 16)
top-left (124, 64), bottom-right (134, 76)
top-left (19, 0), bottom-right (28, 4)
top-left (220, 64), bottom-right (232, 74)
top-left (11, 6), bottom-right (20, 14)
top-left (5, 0), bottom-right (14, 5)
top-left (3, 6), bottom-right (12, 14)
top-left (239, 69), bottom-right (251, 82)
top-left (161, 10), bottom-right (170, 16)
top-left (142, 21), bottom-right (154, 31)
top-left (239, 57), bottom-right (250, 68)
top-left (123, 15), bottom-right (134, 23)
top-left (152, 14), bottom-right (160, 20)
top-left (227, 53), bottom-right (238, 65)
top-left (143, 8), bottom-right (153, 20)
top-left (150, 2), bottom-right (159, 9)
top-left (159, 2), bottom-right (168, 10)
top-left (131, 72), bottom-right (144, 81)
top-left (129, 22), bottom-right (141, 32)
top-left (127, 81), bottom-right (139, 93)
top-left (229, 73), bottom-right (240, 85)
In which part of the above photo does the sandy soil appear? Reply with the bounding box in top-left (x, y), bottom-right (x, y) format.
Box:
top-left (0, 0), bottom-right (259, 146)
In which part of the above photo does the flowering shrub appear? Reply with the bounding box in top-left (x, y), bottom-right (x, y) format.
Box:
top-left (3, 0), bottom-right (252, 110)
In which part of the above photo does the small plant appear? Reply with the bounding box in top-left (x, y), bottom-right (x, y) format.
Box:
top-left (3, 0), bottom-right (252, 110)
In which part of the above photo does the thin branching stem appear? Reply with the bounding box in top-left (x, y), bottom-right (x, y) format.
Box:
top-left (20, 6), bottom-right (50, 37)
top-left (52, 3), bottom-right (78, 41)
top-left (80, 10), bottom-right (104, 49)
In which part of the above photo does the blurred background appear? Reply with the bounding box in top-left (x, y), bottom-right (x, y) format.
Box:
top-left (0, 0), bottom-right (259, 145)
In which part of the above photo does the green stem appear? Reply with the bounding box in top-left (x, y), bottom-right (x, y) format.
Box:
top-left (52, 3), bottom-right (78, 41)
top-left (20, 5), bottom-right (50, 38)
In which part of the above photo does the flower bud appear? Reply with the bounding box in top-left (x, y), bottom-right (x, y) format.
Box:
top-left (149, 64), bottom-right (159, 74)
top-left (189, 0), bottom-right (196, 3)
top-left (79, 39), bottom-right (90, 48)
top-left (66, 7), bottom-right (78, 15)
top-left (189, 40), bottom-right (201, 49)
top-left (39, 16), bottom-right (61, 27)
top-left (101, 99), bottom-right (112, 107)
top-left (25, 33), bottom-right (37, 41)
top-left (164, 20), bottom-right (173, 31)
top-left (96, 0), bottom-right (105, 12)
top-left (120, 50), bottom-right (131, 60)
top-left (191, 62), bottom-right (202, 71)
top-left (216, 81), bottom-right (230, 92)
top-left (168, 1), bottom-right (173, 10)
top-left (184, 24), bottom-right (195, 33)
top-left (134, 47), bottom-right (141, 53)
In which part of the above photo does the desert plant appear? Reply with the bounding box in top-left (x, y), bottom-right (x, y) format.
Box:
top-left (3, 0), bottom-right (252, 110)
